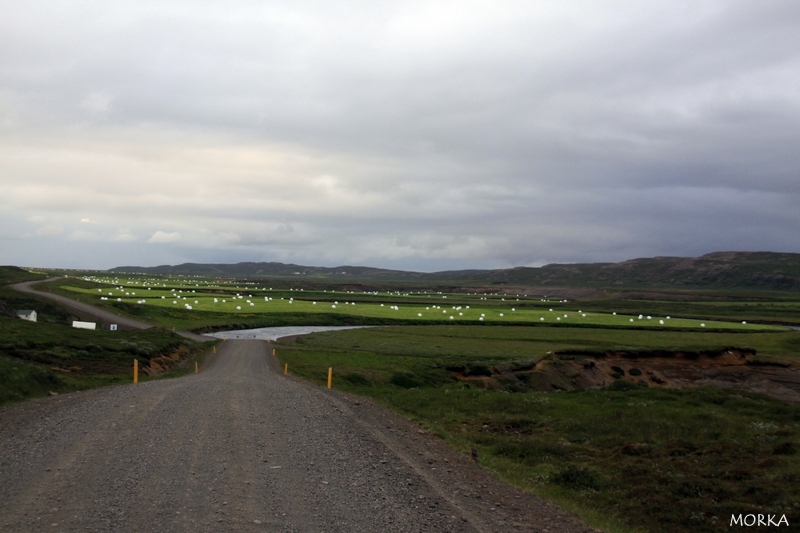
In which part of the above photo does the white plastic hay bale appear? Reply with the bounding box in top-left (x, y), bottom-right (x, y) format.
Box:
top-left (659, 320), bottom-right (664, 325)
top-left (701, 323), bottom-right (706, 327)
top-left (458, 312), bottom-right (463, 316)
top-left (332, 305), bottom-right (336, 308)
top-left (742, 321), bottom-right (747, 324)
top-left (540, 317), bottom-right (544, 321)
top-left (500, 313), bottom-right (504, 317)
top-left (236, 306), bottom-right (241, 310)
top-left (418, 313), bottom-right (422, 317)
top-left (449, 316), bottom-right (454, 320)
top-left (479, 317), bottom-right (484, 321)
top-left (556, 317), bottom-right (561, 321)
top-left (630, 318), bottom-right (634, 322)
top-left (512, 308), bottom-right (515, 311)
top-left (313, 302), bottom-right (317, 305)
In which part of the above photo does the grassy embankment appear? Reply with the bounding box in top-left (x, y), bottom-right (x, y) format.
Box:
top-left (274, 326), bottom-right (800, 533)
top-left (0, 267), bottom-right (215, 406)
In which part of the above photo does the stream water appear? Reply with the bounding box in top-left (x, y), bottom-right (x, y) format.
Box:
top-left (206, 325), bottom-right (372, 341)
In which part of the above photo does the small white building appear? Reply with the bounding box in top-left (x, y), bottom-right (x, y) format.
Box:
top-left (17, 310), bottom-right (37, 322)
top-left (72, 321), bottom-right (97, 330)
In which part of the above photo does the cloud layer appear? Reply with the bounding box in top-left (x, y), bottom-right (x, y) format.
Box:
top-left (2, 1), bottom-right (799, 270)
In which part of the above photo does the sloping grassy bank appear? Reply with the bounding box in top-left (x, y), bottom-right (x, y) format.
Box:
top-left (0, 316), bottom-right (213, 406)
top-left (0, 268), bottom-right (215, 406)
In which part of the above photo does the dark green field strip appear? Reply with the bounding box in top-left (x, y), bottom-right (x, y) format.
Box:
top-left (294, 325), bottom-right (800, 360)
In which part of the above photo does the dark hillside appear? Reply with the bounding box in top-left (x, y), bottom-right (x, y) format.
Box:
top-left (111, 252), bottom-right (800, 290)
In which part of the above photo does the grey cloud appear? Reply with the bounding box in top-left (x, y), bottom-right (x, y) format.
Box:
top-left (1, 1), bottom-right (799, 270)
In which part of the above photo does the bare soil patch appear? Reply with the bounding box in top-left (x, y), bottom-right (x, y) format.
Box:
top-left (449, 348), bottom-right (800, 403)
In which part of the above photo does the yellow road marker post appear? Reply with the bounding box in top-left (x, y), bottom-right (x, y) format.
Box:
top-left (272, 348), bottom-right (276, 356)
top-left (195, 362), bottom-right (198, 373)
top-left (213, 345), bottom-right (216, 354)
top-left (327, 367), bottom-right (333, 389)
top-left (133, 359), bottom-right (138, 384)
top-left (284, 363), bottom-right (288, 375)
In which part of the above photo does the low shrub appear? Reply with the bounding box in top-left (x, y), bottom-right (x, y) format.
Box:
top-left (550, 465), bottom-right (602, 491)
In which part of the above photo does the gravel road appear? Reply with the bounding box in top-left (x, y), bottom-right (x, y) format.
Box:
top-left (0, 340), bottom-right (595, 533)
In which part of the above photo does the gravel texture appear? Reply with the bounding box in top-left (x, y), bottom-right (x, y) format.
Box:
top-left (0, 339), bottom-right (595, 532)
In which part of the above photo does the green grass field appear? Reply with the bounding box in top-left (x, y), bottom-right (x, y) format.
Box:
top-left (275, 325), bottom-right (800, 533)
top-left (51, 274), bottom-right (787, 332)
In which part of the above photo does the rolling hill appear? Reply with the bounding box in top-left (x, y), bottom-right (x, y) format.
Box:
top-left (110, 252), bottom-right (800, 290)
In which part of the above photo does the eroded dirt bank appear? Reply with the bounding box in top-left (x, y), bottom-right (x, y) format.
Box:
top-left (449, 348), bottom-right (800, 403)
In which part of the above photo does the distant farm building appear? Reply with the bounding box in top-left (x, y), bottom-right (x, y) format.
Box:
top-left (17, 310), bottom-right (37, 322)
top-left (72, 321), bottom-right (97, 330)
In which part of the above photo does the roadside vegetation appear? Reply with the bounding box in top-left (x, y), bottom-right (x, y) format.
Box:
top-left (275, 325), bottom-right (800, 533)
top-left (0, 267), bottom-right (213, 406)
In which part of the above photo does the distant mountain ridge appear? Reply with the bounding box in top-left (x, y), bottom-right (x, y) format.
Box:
top-left (111, 251), bottom-right (800, 290)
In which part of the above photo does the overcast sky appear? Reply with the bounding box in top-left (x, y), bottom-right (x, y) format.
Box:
top-left (2, 1), bottom-right (799, 271)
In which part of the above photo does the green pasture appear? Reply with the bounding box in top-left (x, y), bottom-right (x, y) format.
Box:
top-left (579, 295), bottom-right (800, 327)
top-left (275, 325), bottom-right (800, 533)
top-left (59, 280), bottom-right (784, 332)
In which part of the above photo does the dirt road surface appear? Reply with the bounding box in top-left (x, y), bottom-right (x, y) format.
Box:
top-left (0, 340), bottom-right (594, 533)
